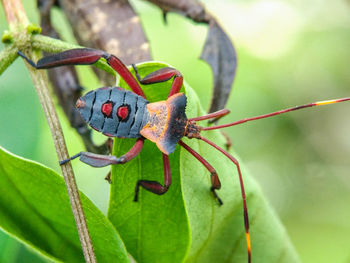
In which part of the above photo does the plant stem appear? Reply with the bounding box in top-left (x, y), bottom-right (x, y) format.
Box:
top-left (0, 45), bottom-right (18, 75)
top-left (1, 0), bottom-right (97, 262)
top-left (26, 50), bottom-right (97, 263)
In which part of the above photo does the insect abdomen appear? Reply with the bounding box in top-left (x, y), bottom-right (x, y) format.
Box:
top-left (77, 87), bottom-right (149, 138)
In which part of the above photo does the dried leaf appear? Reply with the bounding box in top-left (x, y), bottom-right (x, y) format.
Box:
top-left (201, 20), bottom-right (237, 113)
top-left (145, 0), bottom-right (210, 22)
top-left (145, 0), bottom-right (237, 112)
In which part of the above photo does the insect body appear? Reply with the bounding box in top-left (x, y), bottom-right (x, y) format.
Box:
top-left (18, 48), bottom-right (350, 263)
top-left (77, 86), bottom-right (188, 154)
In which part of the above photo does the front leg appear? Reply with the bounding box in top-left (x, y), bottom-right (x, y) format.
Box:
top-left (60, 138), bottom-right (144, 167)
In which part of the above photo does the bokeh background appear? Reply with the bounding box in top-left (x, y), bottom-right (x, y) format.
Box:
top-left (1, 0), bottom-right (350, 262)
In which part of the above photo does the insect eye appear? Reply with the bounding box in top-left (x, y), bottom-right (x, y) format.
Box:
top-left (101, 102), bottom-right (113, 117)
top-left (117, 105), bottom-right (130, 121)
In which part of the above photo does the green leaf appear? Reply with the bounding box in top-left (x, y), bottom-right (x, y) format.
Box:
top-left (0, 229), bottom-right (47, 263)
top-left (108, 61), bottom-right (300, 263)
top-left (0, 146), bottom-right (129, 263)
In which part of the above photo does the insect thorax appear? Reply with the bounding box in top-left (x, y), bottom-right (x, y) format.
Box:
top-left (140, 93), bottom-right (188, 155)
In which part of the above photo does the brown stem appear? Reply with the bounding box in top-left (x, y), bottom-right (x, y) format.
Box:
top-left (1, 0), bottom-right (97, 261)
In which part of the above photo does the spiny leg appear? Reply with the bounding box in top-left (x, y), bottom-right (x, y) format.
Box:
top-left (134, 154), bottom-right (172, 201)
top-left (132, 64), bottom-right (183, 98)
top-left (18, 48), bottom-right (146, 98)
top-left (199, 136), bottom-right (251, 263)
top-left (178, 140), bottom-right (223, 205)
top-left (18, 49), bottom-right (104, 68)
top-left (60, 138), bottom-right (144, 167)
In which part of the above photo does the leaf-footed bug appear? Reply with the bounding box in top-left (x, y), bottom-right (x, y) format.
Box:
top-left (19, 48), bottom-right (350, 263)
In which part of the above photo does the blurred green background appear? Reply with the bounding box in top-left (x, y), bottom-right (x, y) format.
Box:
top-left (1, 0), bottom-right (350, 262)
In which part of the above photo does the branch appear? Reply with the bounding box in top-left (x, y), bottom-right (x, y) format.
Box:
top-left (0, 44), bottom-right (18, 75)
top-left (1, 0), bottom-right (97, 262)
top-left (25, 50), bottom-right (97, 262)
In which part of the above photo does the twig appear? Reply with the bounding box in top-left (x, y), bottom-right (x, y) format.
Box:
top-left (1, 0), bottom-right (97, 262)
top-left (0, 45), bottom-right (18, 75)
top-left (25, 50), bottom-right (97, 262)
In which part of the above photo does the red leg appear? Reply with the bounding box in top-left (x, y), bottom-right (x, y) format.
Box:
top-left (60, 138), bottom-right (144, 167)
top-left (199, 136), bottom-right (251, 263)
top-left (18, 49), bottom-right (104, 68)
top-left (18, 49), bottom-right (146, 98)
top-left (134, 154), bottom-right (171, 201)
top-left (178, 140), bottom-right (223, 205)
top-left (132, 64), bottom-right (183, 98)
top-left (104, 54), bottom-right (145, 98)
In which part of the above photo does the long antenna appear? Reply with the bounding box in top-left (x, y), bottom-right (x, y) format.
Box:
top-left (201, 97), bottom-right (350, 131)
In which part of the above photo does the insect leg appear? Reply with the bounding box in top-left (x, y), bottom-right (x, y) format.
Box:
top-left (199, 136), bottom-right (251, 263)
top-left (18, 49), bottom-right (146, 98)
top-left (18, 49), bottom-right (105, 69)
top-left (103, 55), bottom-right (145, 98)
top-left (133, 154), bottom-right (171, 201)
top-left (132, 64), bottom-right (183, 97)
top-left (60, 138), bottom-right (144, 167)
top-left (178, 140), bottom-right (223, 205)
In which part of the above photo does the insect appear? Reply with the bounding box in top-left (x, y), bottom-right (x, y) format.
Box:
top-left (18, 48), bottom-right (350, 263)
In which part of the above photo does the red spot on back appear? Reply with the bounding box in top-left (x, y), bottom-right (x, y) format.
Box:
top-left (117, 105), bottom-right (129, 120)
top-left (101, 102), bottom-right (113, 117)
